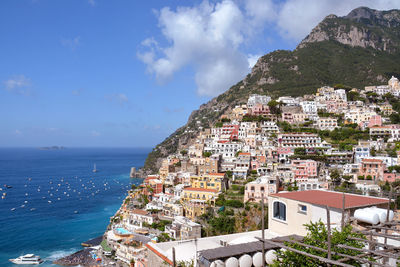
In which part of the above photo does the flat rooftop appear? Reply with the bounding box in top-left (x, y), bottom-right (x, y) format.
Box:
top-left (146, 230), bottom-right (279, 263)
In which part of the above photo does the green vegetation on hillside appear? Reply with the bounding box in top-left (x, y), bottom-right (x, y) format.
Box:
top-left (144, 12), bottom-right (400, 172)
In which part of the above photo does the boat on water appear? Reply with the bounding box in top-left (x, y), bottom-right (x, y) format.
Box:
top-left (4, 184), bottom-right (12, 189)
top-left (9, 254), bottom-right (43, 265)
top-left (92, 163), bottom-right (98, 173)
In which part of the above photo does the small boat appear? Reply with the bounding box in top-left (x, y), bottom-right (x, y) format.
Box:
top-left (5, 185), bottom-right (12, 189)
top-left (9, 254), bottom-right (43, 265)
top-left (92, 164), bottom-right (98, 173)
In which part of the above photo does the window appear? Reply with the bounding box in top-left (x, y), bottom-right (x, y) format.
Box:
top-left (273, 201), bottom-right (286, 221)
top-left (298, 204), bottom-right (307, 214)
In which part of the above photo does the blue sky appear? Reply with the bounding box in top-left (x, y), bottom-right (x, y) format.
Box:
top-left (1, 0), bottom-right (400, 147)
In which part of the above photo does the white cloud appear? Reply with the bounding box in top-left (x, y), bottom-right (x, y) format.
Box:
top-left (61, 36), bottom-right (80, 51)
top-left (91, 130), bottom-right (100, 137)
top-left (15, 130), bottom-right (22, 135)
top-left (244, 0), bottom-right (277, 28)
top-left (139, 0), bottom-right (400, 96)
top-left (138, 0), bottom-right (274, 97)
top-left (3, 75), bottom-right (32, 95)
top-left (247, 54), bottom-right (262, 68)
top-left (277, 0), bottom-right (400, 41)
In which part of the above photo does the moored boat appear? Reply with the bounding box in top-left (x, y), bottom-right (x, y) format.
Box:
top-left (9, 254), bottom-right (43, 265)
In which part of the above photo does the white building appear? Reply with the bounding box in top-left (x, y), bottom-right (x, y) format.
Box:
top-left (353, 146), bottom-right (370, 163)
top-left (204, 141), bottom-right (243, 159)
top-left (317, 117), bottom-right (338, 130)
top-left (247, 94), bottom-right (271, 108)
top-left (278, 133), bottom-right (322, 148)
top-left (268, 190), bottom-right (389, 236)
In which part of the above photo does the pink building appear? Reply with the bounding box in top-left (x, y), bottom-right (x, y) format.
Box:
top-left (292, 159), bottom-right (318, 179)
top-left (383, 171), bottom-right (400, 183)
top-left (359, 158), bottom-right (385, 182)
top-left (368, 115), bottom-right (382, 128)
top-left (250, 103), bottom-right (270, 116)
top-left (326, 100), bottom-right (348, 114)
top-left (244, 176), bottom-right (278, 203)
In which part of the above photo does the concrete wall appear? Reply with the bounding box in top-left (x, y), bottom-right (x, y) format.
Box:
top-left (268, 197), bottom-right (343, 236)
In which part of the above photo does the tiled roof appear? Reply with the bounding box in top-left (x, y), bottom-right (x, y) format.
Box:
top-left (183, 187), bottom-right (218, 193)
top-left (362, 159), bottom-right (383, 163)
top-left (132, 209), bottom-right (148, 215)
top-left (208, 173), bottom-right (225, 176)
top-left (270, 190), bottom-right (388, 209)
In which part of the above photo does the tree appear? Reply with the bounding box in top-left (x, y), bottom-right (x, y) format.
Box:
top-left (271, 221), bottom-right (366, 267)
top-left (294, 147), bottom-right (307, 155)
top-left (268, 100), bottom-right (281, 115)
top-left (215, 194), bottom-right (226, 206)
top-left (203, 151), bottom-right (212, 157)
top-left (370, 147), bottom-right (376, 156)
top-left (330, 169), bottom-right (341, 186)
top-left (180, 150), bottom-right (188, 156)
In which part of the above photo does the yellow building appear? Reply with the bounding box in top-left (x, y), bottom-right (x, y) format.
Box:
top-left (190, 173), bottom-right (227, 192)
top-left (182, 199), bottom-right (208, 220)
top-left (182, 187), bottom-right (218, 204)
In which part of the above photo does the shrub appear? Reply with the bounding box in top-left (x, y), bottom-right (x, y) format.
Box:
top-left (225, 199), bottom-right (244, 208)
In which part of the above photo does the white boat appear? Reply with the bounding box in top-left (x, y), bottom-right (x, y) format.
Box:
top-left (92, 163), bottom-right (98, 173)
top-left (9, 254), bottom-right (43, 265)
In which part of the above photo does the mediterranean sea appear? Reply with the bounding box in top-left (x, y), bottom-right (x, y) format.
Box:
top-left (0, 147), bottom-right (149, 266)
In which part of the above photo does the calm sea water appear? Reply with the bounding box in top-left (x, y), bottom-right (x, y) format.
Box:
top-left (0, 147), bottom-right (149, 266)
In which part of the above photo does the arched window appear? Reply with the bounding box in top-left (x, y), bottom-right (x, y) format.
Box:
top-left (273, 201), bottom-right (286, 221)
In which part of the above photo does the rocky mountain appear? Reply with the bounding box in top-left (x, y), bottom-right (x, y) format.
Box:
top-left (144, 7), bottom-right (400, 172)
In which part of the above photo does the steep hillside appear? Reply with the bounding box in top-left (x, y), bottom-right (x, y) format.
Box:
top-left (144, 7), bottom-right (400, 172)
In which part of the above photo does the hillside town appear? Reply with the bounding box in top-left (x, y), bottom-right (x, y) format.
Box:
top-left (101, 77), bottom-right (400, 266)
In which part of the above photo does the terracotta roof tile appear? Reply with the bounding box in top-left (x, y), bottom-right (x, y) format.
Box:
top-left (132, 209), bottom-right (149, 215)
top-left (362, 159), bottom-right (383, 163)
top-left (270, 190), bottom-right (388, 209)
top-left (208, 173), bottom-right (225, 176)
top-left (183, 187), bottom-right (218, 193)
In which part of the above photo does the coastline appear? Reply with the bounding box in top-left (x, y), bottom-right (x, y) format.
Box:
top-left (53, 173), bottom-right (144, 266)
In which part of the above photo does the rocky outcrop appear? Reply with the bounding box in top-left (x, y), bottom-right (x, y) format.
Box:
top-left (299, 7), bottom-right (400, 53)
